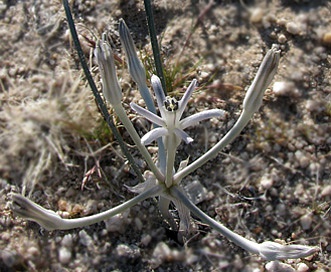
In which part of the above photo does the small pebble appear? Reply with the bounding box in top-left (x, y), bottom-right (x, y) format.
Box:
top-left (277, 18), bottom-right (287, 26)
top-left (297, 262), bottom-right (309, 272)
top-left (115, 244), bottom-right (140, 260)
top-left (61, 234), bottom-right (73, 248)
top-left (265, 205), bottom-right (274, 212)
top-left (26, 246), bottom-right (39, 259)
top-left (265, 261), bottom-right (295, 272)
top-left (82, 199), bottom-right (98, 215)
top-left (72, 204), bottom-right (84, 214)
top-left (57, 211), bottom-right (70, 219)
top-left (58, 247), bottom-right (72, 264)
top-left (209, 134), bottom-right (217, 144)
top-left (300, 213), bottom-right (313, 230)
top-left (321, 185), bottom-right (331, 197)
top-left (306, 100), bottom-right (324, 113)
top-left (286, 22), bottom-right (301, 35)
top-left (273, 81), bottom-right (300, 97)
top-left (322, 32), bottom-right (331, 46)
top-left (250, 8), bottom-right (264, 24)
top-left (184, 180), bottom-right (209, 204)
top-left (79, 230), bottom-right (93, 247)
top-left (114, 9), bottom-right (122, 17)
top-left (186, 252), bottom-right (199, 265)
top-left (151, 242), bottom-right (171, 268)
top-left (199, 71), bottom-right (209, 79)
top-left (278, 33), bottom-right (287, 43)
top-left (260, 175), bottom-right (274, 190)
top-left (105, 210), bottom-right (130, 233)
top-left (276, 203), bottom-right (287, 217)
top-left (134, 217), bottom-right (143, 231)
top-left (294, 183), bottom-right (305, 197)
top-left (295, 150), bottom-right (310, 168)
top-left (57, 199), bottom-right (68, 211)
top-left (141, 234), bottom-right (152, 247)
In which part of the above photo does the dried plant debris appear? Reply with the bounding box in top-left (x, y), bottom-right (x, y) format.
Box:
top-left (1, 0), bottom-right (330, 271)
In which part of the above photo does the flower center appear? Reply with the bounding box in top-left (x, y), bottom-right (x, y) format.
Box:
top-left (164, 96), bottom-right (178, 112)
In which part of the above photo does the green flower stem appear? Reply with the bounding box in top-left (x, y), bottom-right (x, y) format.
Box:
top-left (113, 103), bottom-right (164, 182)
top-left (11, 185), bottom-right (163, 230)
top-left (158, 196), bottom-right (177, 230)
top-left (171, 186), bottom-right (318, 260)
top-left (170, 184), bottom-right (259, 255)
top-left (165, 133), bottom-right (178, 188)
top-left (143, 0), bottom-right (167, 94)
top-left (173, 109), bottom-right (252, 183)
top-left (138, 84), bottom-right (167, 174)
top-left (173, 47), bottom-right (280, 183)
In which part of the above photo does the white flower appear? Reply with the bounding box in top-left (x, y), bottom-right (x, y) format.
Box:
top-left (131, 75), bottom-right (224, 146)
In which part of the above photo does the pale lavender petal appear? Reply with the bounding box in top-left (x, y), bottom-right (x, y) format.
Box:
top-left (94, 37), bottom-right (122, 105)
top-left (243, 46), bottom-right (280, 115)
top-left (141, 127), bottom-right (168, 145)
top-left (172, 195), bottom-right (191, 238)
top-left (119, 19), bottom-right (146, 87)
top-left (259, 241), bottom-right (319, 260)
top-left (130, 102), bottom-right (165, 127)
top-left (151, 75), bottom-right (166, 111)
top-left (180, 109), bottom-right (225, 129)
top-left (174, 128), bottom-right (194, 144)
top-left (178, 79), bottom-right (197, 117)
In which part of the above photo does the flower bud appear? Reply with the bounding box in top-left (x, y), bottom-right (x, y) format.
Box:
top-left (258, 241), bottom-right (318, 260)
top-left (119, 19), bottom-right (147, 88)
top-left (243, 45), bottom-right (280, 114)
top-left (94, 34), bottom-right (122, 105)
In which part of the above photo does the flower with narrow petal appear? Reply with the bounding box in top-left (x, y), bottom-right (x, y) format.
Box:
top-left (131, 75), bottom-right (224, 146)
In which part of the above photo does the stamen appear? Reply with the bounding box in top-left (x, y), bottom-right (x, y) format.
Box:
top-left (164, 96), bottom-right (179, 111)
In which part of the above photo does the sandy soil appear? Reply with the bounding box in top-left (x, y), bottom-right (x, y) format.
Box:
top-left (0, 0), bottom-right (330, 271)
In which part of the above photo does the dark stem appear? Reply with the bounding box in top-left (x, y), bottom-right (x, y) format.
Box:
top-left (62, 0), bottom-right (144, 183)
top-left (143, 0), bottom-right (167, 95)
